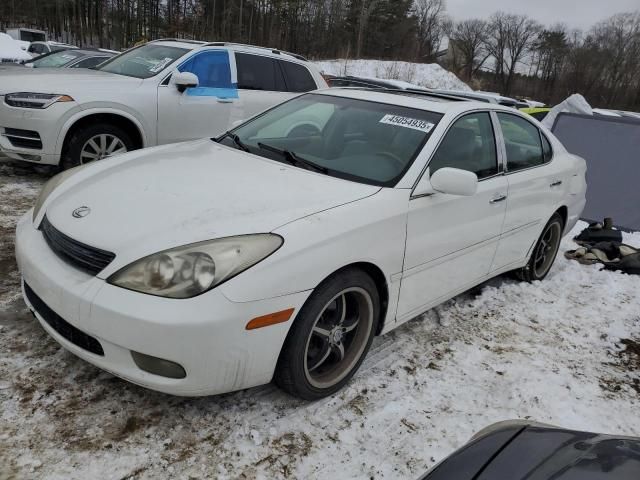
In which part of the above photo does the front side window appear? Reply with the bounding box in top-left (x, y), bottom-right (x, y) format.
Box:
top-left (236, 53), bottom-right (286, 91)
top-left (32, 50), bottom-right (84, 68)
top-left (97, 44), bottom-right (188, 79)
top-left (498, 113), bottom-right (545, 171)
top-left (218, 93), bottom-right (442, 186)
top-left (428, 112), bottom-right (498, 180)
top-left (280, 61), bottom-right (316, 92)
top-left (178, 50), bottom-right (233, 90)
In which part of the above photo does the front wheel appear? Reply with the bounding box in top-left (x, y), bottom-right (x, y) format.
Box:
top-left (275, 269), bottom-right (379, 400)
top-left (61, 123), bottom-right (134, 170)
top-left (516, 212), bottom-right (564, 282)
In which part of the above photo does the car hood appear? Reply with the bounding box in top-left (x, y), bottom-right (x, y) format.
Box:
top-left (0, 68), bottom-right (142, 95)
top-left (45, 140), bottom-right (379, 273)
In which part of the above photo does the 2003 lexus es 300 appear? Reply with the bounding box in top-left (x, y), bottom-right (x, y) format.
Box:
top-left (16, 89), bottom-right (586, 399)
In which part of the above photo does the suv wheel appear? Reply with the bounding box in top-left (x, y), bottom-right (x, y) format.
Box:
top-left (62, 123), bottom-right (134, 170)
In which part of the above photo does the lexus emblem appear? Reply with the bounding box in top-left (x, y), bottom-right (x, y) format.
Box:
top-left (72, 206), bottom-right (91, 218)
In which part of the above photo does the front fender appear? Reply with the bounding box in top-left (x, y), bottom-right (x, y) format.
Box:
top-left (54, 105), bottom-right (150, 155)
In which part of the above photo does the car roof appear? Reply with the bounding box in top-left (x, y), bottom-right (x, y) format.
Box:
top-left (148, 39), bottom-right (308, 62)
top-left (315, 87), bottom-right (513, 115)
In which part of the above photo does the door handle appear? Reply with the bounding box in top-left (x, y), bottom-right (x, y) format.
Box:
top-left (489, 194), bottom-right (507, 204)
top-left (217, 98), bottom-right (234, 103)
top-left (550, 180), bottom-right (563, 187)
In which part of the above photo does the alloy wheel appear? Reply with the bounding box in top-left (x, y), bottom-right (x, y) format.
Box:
top-left (533, 221), bottom-right (562, 278)
top-left (303, 287), bottom-right (373, 389)
top-left (80, 134), bottom-right (127, 164)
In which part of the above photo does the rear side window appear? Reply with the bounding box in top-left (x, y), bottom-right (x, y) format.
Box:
top-left (497, 113), bottom-right (544, 172)
top-left (236, 53), bottom-right (286, 91)
top-left (280, 61), bottom-right (317, 92)
top-left (429, 112), bottom-right (499, 180)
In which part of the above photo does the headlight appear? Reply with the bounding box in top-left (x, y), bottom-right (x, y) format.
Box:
top-left (5, 92), bottom-right (74, 109)
top-left (32, 165), bottom-right (85, 222)
top-left (107, 235), bottom-right (283, 299)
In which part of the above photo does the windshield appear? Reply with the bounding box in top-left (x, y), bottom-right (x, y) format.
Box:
top-left (219, 94), bottom-right (442, 186)
top-left (96, 44), bottom-right (188, 79)
top-left (32, 50), bottom-right (83, 68)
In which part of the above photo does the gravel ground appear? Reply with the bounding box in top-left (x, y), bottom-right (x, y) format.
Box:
top-left (0, 159), bottom-right (638, 480)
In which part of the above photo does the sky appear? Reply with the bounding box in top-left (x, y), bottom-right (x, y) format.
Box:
top-left (446, 0), bottom-right (639, 30)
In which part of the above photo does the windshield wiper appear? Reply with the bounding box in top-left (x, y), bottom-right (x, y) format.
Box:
top-left (257, 142), bottom-right (328, 174)
top-left (225, 133), bottom-right (251, 152)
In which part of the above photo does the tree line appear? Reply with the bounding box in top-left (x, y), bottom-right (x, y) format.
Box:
top-left (1, 0), bottom-right (639, 110)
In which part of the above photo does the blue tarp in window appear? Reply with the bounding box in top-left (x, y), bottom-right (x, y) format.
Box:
top-left (178, 50), bottom-right (238, 99)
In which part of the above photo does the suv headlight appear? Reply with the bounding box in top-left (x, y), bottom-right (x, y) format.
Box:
top-left (5, 92), bottom-right (74, 109)
top-left (32, 165), bottom-right (86, 222)
top-left (107, 235), bottom-right (283, 299)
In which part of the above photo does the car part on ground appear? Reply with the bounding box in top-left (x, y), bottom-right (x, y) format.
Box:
top-left (16, 88), bottom-right (586, 398)
top-left (419, 421), bottom-right (640, 480)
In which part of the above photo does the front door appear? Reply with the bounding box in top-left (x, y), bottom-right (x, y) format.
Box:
top-left (397, 112), bottom-right (508, 321)
top-left (157, 49), bottom-right (237, 145)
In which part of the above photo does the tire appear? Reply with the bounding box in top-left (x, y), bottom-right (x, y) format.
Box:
top-left (275, 268), bottom-right (380, 400)
top-left (515, 212), bottom-right (564, 282)
top-left (61, 123), bottom-right (135, 170)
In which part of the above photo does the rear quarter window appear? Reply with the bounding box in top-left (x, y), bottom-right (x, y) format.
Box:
top-left (280, 61), bottom-right (317, 92)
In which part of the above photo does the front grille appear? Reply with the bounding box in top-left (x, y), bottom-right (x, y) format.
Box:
top-left (24, 282), bottom-right (104, 356)
top-left (2, 127), bottom-right (42, 150)
top-left (40, 216), bottom-right (115, 276)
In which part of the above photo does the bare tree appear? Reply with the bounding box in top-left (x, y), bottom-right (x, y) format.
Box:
top-left (449, 19), bottom-right (489, 80)
top-left (485, 12), bottom-right (541, 95)
top-left (413, 0), bottom-right (449, 62)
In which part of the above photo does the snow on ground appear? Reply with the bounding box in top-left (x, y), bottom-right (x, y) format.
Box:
top-left (316, 59), bottom-right (471, 92)
top-left (0, 160), bottom-right (639, 479)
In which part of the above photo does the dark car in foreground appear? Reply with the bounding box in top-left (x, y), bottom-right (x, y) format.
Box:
top-left (420, 421), bottom-right (640, 480)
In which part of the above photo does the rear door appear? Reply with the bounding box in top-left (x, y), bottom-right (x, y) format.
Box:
top-left (490, 112), bottom-right (564, 271)
top-left (157, 49), bottom-right (237, 144)
top-left (233, 52), bottom-right (292, 123)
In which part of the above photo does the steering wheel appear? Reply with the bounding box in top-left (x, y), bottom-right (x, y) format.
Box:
top-left (287, 123), bottom-right (321, 138)
top-left (376, 151), bottom-right (404, 169)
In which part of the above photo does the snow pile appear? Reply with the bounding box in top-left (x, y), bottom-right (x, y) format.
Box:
top-left (0, 33), bottom-right (31, 62)
top-left (316, 59), bottom-right (471, 91)
top-left (542, 93), bottom-right (593, 129)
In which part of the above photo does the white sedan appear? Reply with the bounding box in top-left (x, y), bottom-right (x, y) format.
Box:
top-left (16, 89), bottom-right (587, 399)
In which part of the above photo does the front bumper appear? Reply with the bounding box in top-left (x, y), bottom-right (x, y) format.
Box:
top-left (15, 212), bottom-right (310, 396)
top-left (0, 98), bottom-right (74, 165)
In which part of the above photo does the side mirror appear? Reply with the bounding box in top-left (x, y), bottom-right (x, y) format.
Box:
top-left (414, 167), bottom-right (478, 197)
top-left (173, 71), bottom-right (199, 93)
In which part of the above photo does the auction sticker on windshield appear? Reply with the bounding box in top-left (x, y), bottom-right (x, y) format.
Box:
top-left (379, 114), bottom-right (435, 133)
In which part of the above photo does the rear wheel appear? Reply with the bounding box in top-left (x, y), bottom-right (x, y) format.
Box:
top-left (275, 269), bottom-right (379, 400)
top-left (516, 213), bottom-right (564, 282)
top-left (62, 123), bottom-right (134, 170)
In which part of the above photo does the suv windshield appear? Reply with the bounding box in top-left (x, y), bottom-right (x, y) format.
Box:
top-left (97, 44), bottom-right (188, 79)
top-left (32, 50), bottom-right (83, 68)
top-left (219, 94), bottom-right (442, 186)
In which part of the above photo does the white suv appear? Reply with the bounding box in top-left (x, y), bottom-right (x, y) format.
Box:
top-left (0, 39), bottom-right (326, 169)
